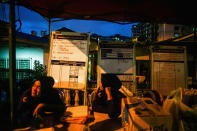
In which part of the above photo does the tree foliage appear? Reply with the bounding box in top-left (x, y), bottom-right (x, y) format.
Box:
top-left (32, 60), bottom-right (47, 78)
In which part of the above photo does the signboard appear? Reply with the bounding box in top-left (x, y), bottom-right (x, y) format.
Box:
top-left (97, 42), bottom-right (136, 92)
top-left (48, 31), bottom-right (89, 90)
top-left (151, 45), bottom-right (187, 96)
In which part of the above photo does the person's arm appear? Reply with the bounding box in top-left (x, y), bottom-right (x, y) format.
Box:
top-left (17, 88), bottom-right (31, 110)
top-left (33, 103), bottom-right (45, 117)
top-left (33, 89), bottom-right (66, 117)
top-left (33, 103), bottom-right (66, 117)
top-left (105, 87), bottom-right (112, 101)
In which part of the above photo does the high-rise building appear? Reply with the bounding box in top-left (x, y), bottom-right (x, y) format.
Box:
top-left (132, 23), bottom-right (193, 42)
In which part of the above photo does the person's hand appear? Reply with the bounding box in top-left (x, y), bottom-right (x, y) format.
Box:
top-left (33, 103), bottom-right (45, 117)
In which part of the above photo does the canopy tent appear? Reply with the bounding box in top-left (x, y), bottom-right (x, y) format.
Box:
top-left (16, 0), bottom-right (197, 24)
top-left (1, 0), bottom-right (197, 129)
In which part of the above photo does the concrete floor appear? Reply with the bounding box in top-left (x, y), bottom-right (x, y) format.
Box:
top-left (88, 112), bottom-right (123, 131)
top-left (14, 112), bottom-right (123, 131)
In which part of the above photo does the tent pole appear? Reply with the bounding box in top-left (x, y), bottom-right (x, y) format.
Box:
top-left (194, 25), bottom-right (196, 41)
top-left (9, 0), bottom-right (16, 129)
top-left (49, 18), bottom-right (51, 41)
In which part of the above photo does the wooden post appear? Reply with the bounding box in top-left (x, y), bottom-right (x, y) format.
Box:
top-left (9, 0), bottom-right (16, 129)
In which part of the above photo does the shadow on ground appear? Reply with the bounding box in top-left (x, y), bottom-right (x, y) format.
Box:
top-left (89, 117), bottom-right (122, 131)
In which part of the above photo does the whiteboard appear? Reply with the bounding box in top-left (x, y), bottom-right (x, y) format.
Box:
top-left (48, 32), bottom-right (89, 90)
top-left (97, 43), bottom-right (135, 92)
top-left (151, 46), bottom-right (186, 96)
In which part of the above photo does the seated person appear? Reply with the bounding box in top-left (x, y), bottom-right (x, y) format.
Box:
top-left (17, 76), bottom-right (66, 128)
top-left (89, 74), bottom-right (125, 119)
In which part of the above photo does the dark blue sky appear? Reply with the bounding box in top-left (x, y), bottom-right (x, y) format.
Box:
top-left (0, 3), bottom-right (136, 37)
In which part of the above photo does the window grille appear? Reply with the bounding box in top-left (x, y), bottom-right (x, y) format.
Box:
top-left (0, 58), bottom-right (33, 80)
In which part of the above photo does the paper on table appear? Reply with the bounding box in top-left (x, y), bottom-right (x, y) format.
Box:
top-left (66, 106), bottom-right (88, 117)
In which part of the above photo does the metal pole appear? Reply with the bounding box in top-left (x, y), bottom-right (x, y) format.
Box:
top-left (49, 18), bottom-right (51, 41)
top-left (194, 25), bottom-right (196, 42)
top-left (47, 18), bottom-right (51, 74)
top-left (9, 0), bottom-right (16, 129)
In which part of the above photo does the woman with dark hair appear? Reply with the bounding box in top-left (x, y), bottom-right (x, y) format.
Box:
top-left (17, 76), bottom-right (66, 128)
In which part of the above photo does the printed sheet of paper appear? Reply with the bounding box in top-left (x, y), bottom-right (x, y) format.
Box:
top-left (66, 106), bottom-right (88, 117)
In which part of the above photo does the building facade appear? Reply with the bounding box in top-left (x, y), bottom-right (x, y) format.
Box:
top-left (0, 20), bottom-right (49, 80)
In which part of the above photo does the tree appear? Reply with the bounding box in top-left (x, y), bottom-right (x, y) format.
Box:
top-left (32, 60), bottom-right (47, 78)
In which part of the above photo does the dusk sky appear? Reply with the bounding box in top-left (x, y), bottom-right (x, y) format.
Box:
top-left (0, 3), bottom-right (136, 37)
